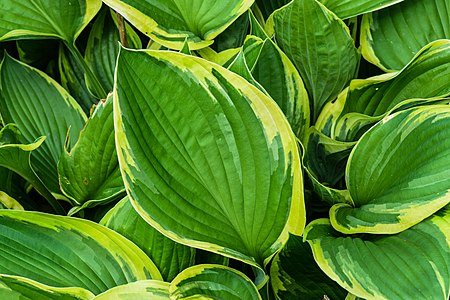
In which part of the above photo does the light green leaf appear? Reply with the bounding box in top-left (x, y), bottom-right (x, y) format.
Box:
top-left (304, 206), bottom-right (450, 300)
top-left (58, 94), bottom-right (125, 213)
top-left (102, 0), bottom-right (254, 50)
top-left (0, 124), bottom-right (63, 213)
top-left (361, 0), bottom-right (450, 71)
top-left (271, 234), bottom-right (347, 300)
top-left (115, 48), bottom-right (304, 271)
top-left (318, 0), bottom-right (405, 19)
top-left (100, 197), bottom-right (195, 282)
top-left (0, 54), bottom-right (87, 195)
top-left (170, 265), bottom-right (261, 300)
top-left (0, 0), bottom-right (101, 44)
top-left (85, 8), bottom-right (142, 94)
top-left (332, 105), bottom-right (450, 234)
top-left (0, 191), bottom-right (24, 210)
top-left (267, 0), bottom-right (359, 120)
top-left (93, 281), bottom-right (170, 300)
top-left (0, 275), bottom-right (95, 300)
top-left (336, 40), bottom-right (450, 141)
top-left (0, 210), bottom-right (162, 295)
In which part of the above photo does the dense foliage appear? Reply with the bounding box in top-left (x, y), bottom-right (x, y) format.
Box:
top-left (0, 0), bottom-right (449, 299)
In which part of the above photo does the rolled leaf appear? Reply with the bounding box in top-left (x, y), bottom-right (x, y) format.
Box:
top-left (270, 234), bottom-right (347, 300)
top-left (0, 210), bottom-right (162, 295)
top-left (0, 54), bottom-right (87, 194)
top-left (100, 197), bottom-right (195, 281)
top-left (170, 264), bottom-right (261, 300)
top-left (58, 94), bottom-right (125, 213)
top-left (332, 105), bottom-right (450, 234)
top-left (267, 0), bottom-right (359, 120)
top-left (0, 275), bottom-right (95, 300)
top-left (304, 207), bottom-right (450, 300)
top-left (93, 281), bottom-right (170, 300)
top-left (102, 0), bottom-right (254, 50)
top-left (0, 0), bottom-right (101, 44)
top-left (318, 0), bottom-right (404, 19)
top-left (361, 0), bottom-right (450, 70)
top-left (114, 48), bottom-right (304, 270)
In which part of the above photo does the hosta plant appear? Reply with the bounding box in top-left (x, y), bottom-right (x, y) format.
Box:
top-left (0, 0), bottom-right (449, 299)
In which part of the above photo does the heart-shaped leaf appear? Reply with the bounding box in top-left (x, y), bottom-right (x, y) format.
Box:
top-left (114, 48), bottom-right (304, 271)
top-left (102, 0), bottom-right (254, 50)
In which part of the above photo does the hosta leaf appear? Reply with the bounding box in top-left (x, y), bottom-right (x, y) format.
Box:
top-left (170, 265), bottom-right (261, 300)
top-left (250, 38), bottom-right (310, 139)
top-left (102, 0), bottom-right (254, 50)
top-left (93, 281), bottom-right (170, 300)
top-left (304, 207), bottom-right (450, 300)
top-left (59, 44), bottom-right (97, 113)
top-left (115, 48), bottom-right (304, 270)
top-left (332, 106), bottom-right (450, 234)
top-left (336, 40), bottom-right (450, 141)
top-left (0, 0), bottom-right (101, 44)
top-left (255, 0), bottom-right (290, 20)
top-left (271, 234), bottom-right (347, 300)
top-left (318, 0), bottom-right (405, 19)
top-left (101, 197), bottom-right (195, 282)
top-left (213, 12), bottom-right (250, 52)
top-left (0, 191), bottom-right (24, 210)
top-left (85, 9), bottom-right (141, 94)
top-left (0, 54), bottom-right (86, 195)
top-left (361, 0), bottom-right (450, 71)
top-left (267, 0), bottom-right (359, 120)
top-left (0, 210), bottom-right (162, 295)
top-left (17, 39), bottom-right (59, 70)
top-left (0, 275), bottom-right (94, 300)
top-left (58, 94), bottom-right (125, 213)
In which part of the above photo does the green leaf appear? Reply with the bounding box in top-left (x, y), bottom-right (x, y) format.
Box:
top-left (318, 0), bottom-right (405, 19)
top-left (0, 191), bottom-right (24, 210)
top-left (255, 0), bottom-right (290, 20)
top-left (267, 0), bottom-right (359, 120)
top-left (17, 39), bottom-right (59, 70)
top-left (0, 275), bottom-right (95, 300)
top-left (0, 210), bottom-right (162, 295)
top-left (170, 265), bottom-right (261, 300)
top-left (213, 12), bottom-right (250, 52)
top-left (336, 40), bottom-right (450, 141)
top-left (271, 234), bottom-right (347, 300)
top-left (93, 281), bottom-right (170, 300)
top-left (361, 0), bottom-right (450, 71)
top-left (102, 0), bottom-right (254, 50)
top-left (85, 8), bottom-right (142, 94)
top-left (115, 48), bottom-right (304, 270)
top-left (332, 105), bottom-right (450, 234)
top-left (58, 94), bottom-right (125, 213)
top-left (0, 54), bottom-right (87, 195)
top-left (0, 125), bottom-right (64, 213)
top-left (0, 0), bottom-right (101, 44)
top-left (59, 44), bottom-right (97, 113)
top-left (304, 207), bottom-right (450, 300)
top-left (100, 197), bottom-right (195, 282)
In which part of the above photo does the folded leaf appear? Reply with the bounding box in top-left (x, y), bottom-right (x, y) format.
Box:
top-left (114, 48), bottom-right (304, 271)
top-left (0, 210), bottom-right (162, 295)
top-left (101, 197), bottom-right (195, 282)
top-left (58, 94), bottom-right (125, 213)
top-left (170, 265), bottom-right (261, 300)
top-left (93, 281), bottom-right (170, 300)
top-left (267, 0), bottom-right (359, 120)
top-left (361, 0), bottom-right (450, 70)
top-left (0, 275), bottom-right (94, 300)
top-left (332, 105), bottom-right (450, 234)
top-left (318, 0), bottom-right (404, 19)
top-left (0, 54), bottom-right (87, 194)
top-left (304, 207), bottom-right (450, 300)
top-left (102, 0), bottom-right (254, 50)
top-left (0, 0), bottom-right (101, 44)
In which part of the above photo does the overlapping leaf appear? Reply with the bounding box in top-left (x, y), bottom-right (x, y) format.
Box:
top-left (267, 0), bottom-right (359, 120)
top-left (114, 48), bottom-right (304, 272)
top-left (331, 106), bottom-right (450, 234)
top-left (93, 281), bottom-right (170, 300)
top-left (0, 54), bottom-right (87, 195)
top-left (361, 0), bottom-right (450, 70)
top-left (318, 0), bottom-right (405, 19)
top-left (0, 210), bottom-right (161, 295)
top-left (304, 206), bottom-right (450, 300)
top-left (102, 0), bottom-right (254, 50)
